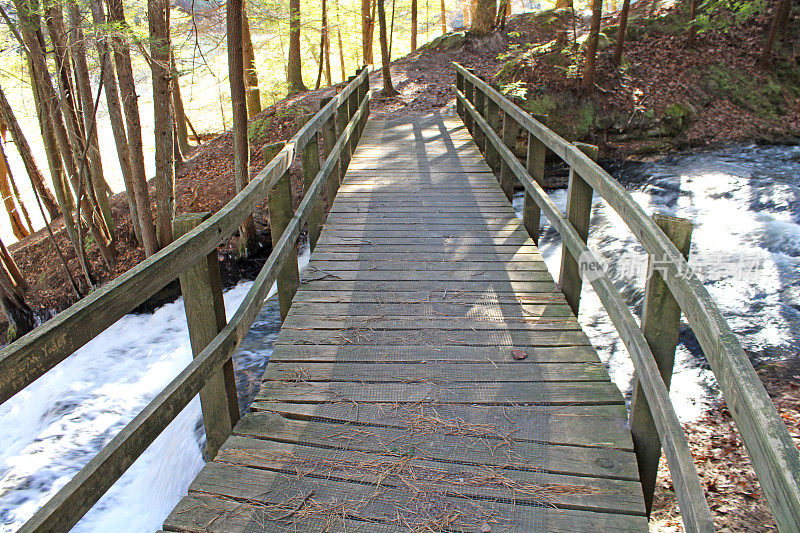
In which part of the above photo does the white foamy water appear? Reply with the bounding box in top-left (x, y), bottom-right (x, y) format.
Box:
top-left (0, 244), bottom-right (309, 532)
top-left (514, 145), bottom-right (800, 422)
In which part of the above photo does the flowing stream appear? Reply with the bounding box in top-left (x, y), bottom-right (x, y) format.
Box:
top-left (1, 145), bottom-right (799, 531)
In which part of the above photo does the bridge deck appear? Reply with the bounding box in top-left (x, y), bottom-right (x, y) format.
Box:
top-left (163, 115), bottom-right (647, 531)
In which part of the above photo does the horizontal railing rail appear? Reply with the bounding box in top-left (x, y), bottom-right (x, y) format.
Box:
top-left (6, 68), bottom-right (370, 532)
top-left (453, 61), bottom-right (800, 533)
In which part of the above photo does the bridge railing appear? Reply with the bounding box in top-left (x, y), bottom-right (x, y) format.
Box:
top-left (453, 62), bottom-right (800, 533)
top-left (1, 67), bottom-right (370, 532)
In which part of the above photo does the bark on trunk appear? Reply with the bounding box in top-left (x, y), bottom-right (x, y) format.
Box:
top-left (89, 0), bottom-right (141, 244)
top-left (287, 0), bottom-right (308, 93)
top-left (149, 0), bottom-right (174, 248)
top-left (0, 138), bottom-right (30, 239)
top-left (242, 2), bottom-right (262, 117)
top-left (0, 86), bottom-right (60, 219)
top-left (315, 0), bottom-right (328, 90)
top-left (68, 4), bottom-right (115, 245)
top-left (171, 54), bottom-right (192, 156)
top-left (228, 0), bottom-right (257, 257)
top-left (377, 0), bottom-right (396, 96)
top-left (471, 0), bottom-right (495, 35)
top-left (582, 0), bottom-right (603, 92)
top-left (759, 0), bottom-right (787, 67)
top-left (106, 0), bottom-right (159, 255)
top-left (411, 0), bottom-right (417, 50)
top-left (336, 0), bottom-right (346, 79)
top-left (613, 0), bottom-right (630, 65)
top-left (0, 244), bottom-right (33, 341)
top-left (362, 0), bottom-right (374, 64)
top-left (440, 0), bottom-right (446, 34)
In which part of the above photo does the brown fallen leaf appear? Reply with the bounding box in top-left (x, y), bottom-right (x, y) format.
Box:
top-left (511, 349), bottom-right (528, 360)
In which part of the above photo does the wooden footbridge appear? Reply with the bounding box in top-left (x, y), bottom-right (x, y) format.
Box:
top-left (2, 66), bottom-right (799, 532)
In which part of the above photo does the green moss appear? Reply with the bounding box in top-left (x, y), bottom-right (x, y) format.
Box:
top-left (247, 116), bottom-right (273, 144)
top-left (525, 95), bottom-right (558, 118)
top-left (6, 325), bottom-right (18, 343)
top-left (660, 103), bottom-right (694, 137)
top-left (574, 102), bottom-right (596, 139)
top-left (700, 64), bottom-right (787, 119)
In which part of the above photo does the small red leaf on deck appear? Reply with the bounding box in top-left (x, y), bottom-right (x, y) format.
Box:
top-left (511, 349), bottom-right (528, 360)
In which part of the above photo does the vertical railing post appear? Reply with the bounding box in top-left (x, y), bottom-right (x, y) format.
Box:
top-left (558, 142), bottom-right (599, 316)
top-left (263, 142), bottom-right (300, 322)
top-left (455, 69), bottom-right (464, 119)
top-left (301, 129), bottom-right (324, 252)
top-left (319, 96), bottom-right (340, 203)
top-left (630, 214), bottom-right (693, 517)
top-left (347, 73), bottom-right (359, 161)
top-left (499, 111), bottom-right (521, 201)
top-left (336, 83), bottom-right (352, 177)
top-left (473, 78), bottom-right (486, 152)
top-left (357, 67), bottom-right (370, 139)
top-left (485, 97), bottom-right (502, 174)
top-left (463, 69), bottom-right (475, 134)
top-left (523, 114), bottom-right (548, 244)
top-left (173, 213), bottom-right (240, 460)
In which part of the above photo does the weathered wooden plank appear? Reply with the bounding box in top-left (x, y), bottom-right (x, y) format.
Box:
top-left (268, 344), bottom-right (601, 363)
top-left (286, 301), bottom-right (572, 317)
top-left (251, 402), bottom-right (634, 450)
top-left (281, 315), bottom-right (580, 331)
top-left (255, 380), bottom-right (623, 405)
top-left (166, 485), bottom-right (647, 532)
top-left (306, 260), bottom-right (549, 271)
top-left (262, 361), bottom-right (607, 383)
top-left (188, 457), bottom-right (644, 516)
top-left (297, 280), bottom-right (559, 293)
top-left (301, 268), bottom-right (553, 282)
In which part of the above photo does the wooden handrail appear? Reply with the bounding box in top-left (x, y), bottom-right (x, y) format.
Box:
top-left (453, 61), bottom-right (800, 532)
top-left (455, 85), bottom-right (713, 532)
top-left (18, 78), bottom-right (371, 533)
top-left (0, 68), bottom-right (369, 406)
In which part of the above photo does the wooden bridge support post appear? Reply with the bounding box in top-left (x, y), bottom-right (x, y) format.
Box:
top-left (558, 142), bottom-right (599, 317)
top-left (523, 114), bottom-right (548, 244)
top-left (499, 112), bottom-right (521, 201)
top-left (264, 144), bottom-right (300, 322)
top-left (463, 69), bottom-right (475, 134)
top-left (455, 70), bottom-right (464, 119)
top-left (473, 83), bottom-right (486, 152)
top-left (336, 84), bottom-right (352, 178)
top-left (347, 74), bottom-right (359, 165)
top-left (319, 96), bottom-right (341, 205)
top-left (630, 214), bottom-right (693, 517)
top-left (485, 98), bottom-right (502, 174)
top-left (173, 213), bottom-right (240, 460)
top-left (301, 131), bottom-right (324, 252)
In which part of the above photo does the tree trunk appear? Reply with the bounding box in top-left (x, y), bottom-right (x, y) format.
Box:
top-left (440, 0), bottom-right (446, 34)
top-left (0, 137), bottom-right (29, 240)
top-left (336, 0), bottom-right (346, 79)
top-left (228, 0), bottom-right (257, 257)
top-left (471, 0), bottom-right (495, 35)
top-left (149, 0), bottom-right (175, 248)
top-left (68, 4), bottom-right (115, 246)
top-left (582, 0), bottom-right (603, 92)
top-left (242, 2), bottom-right (262, 117)
top-left (411, 0), bottom-right (417, 49)
top-left (171, 54), bottom-right (192, 156)
top-left (362, 0), bottom-right (375, 64)
top-left (377, 0), bottom-right (397, 96)
top-left (287, 0), bottom-right (308, 93)
top-left (106, 0), bottom-right (159, 256)
top-left (0, 86), bottom-right (60, 219)
top-left (613, 0), bottom-right (631, 65)
top-left (0, 243), bottom-right (33, 341)
top-left (89, 0), bottom-right (141, 245)
top-left (0, 130), bottom-right (34, 233)
top-left (556, 0), bottom-right (572, 7)
top-left (759, 0), bottom-right (787, 67)
top-left (315, 0), bottom-right (328, 90)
